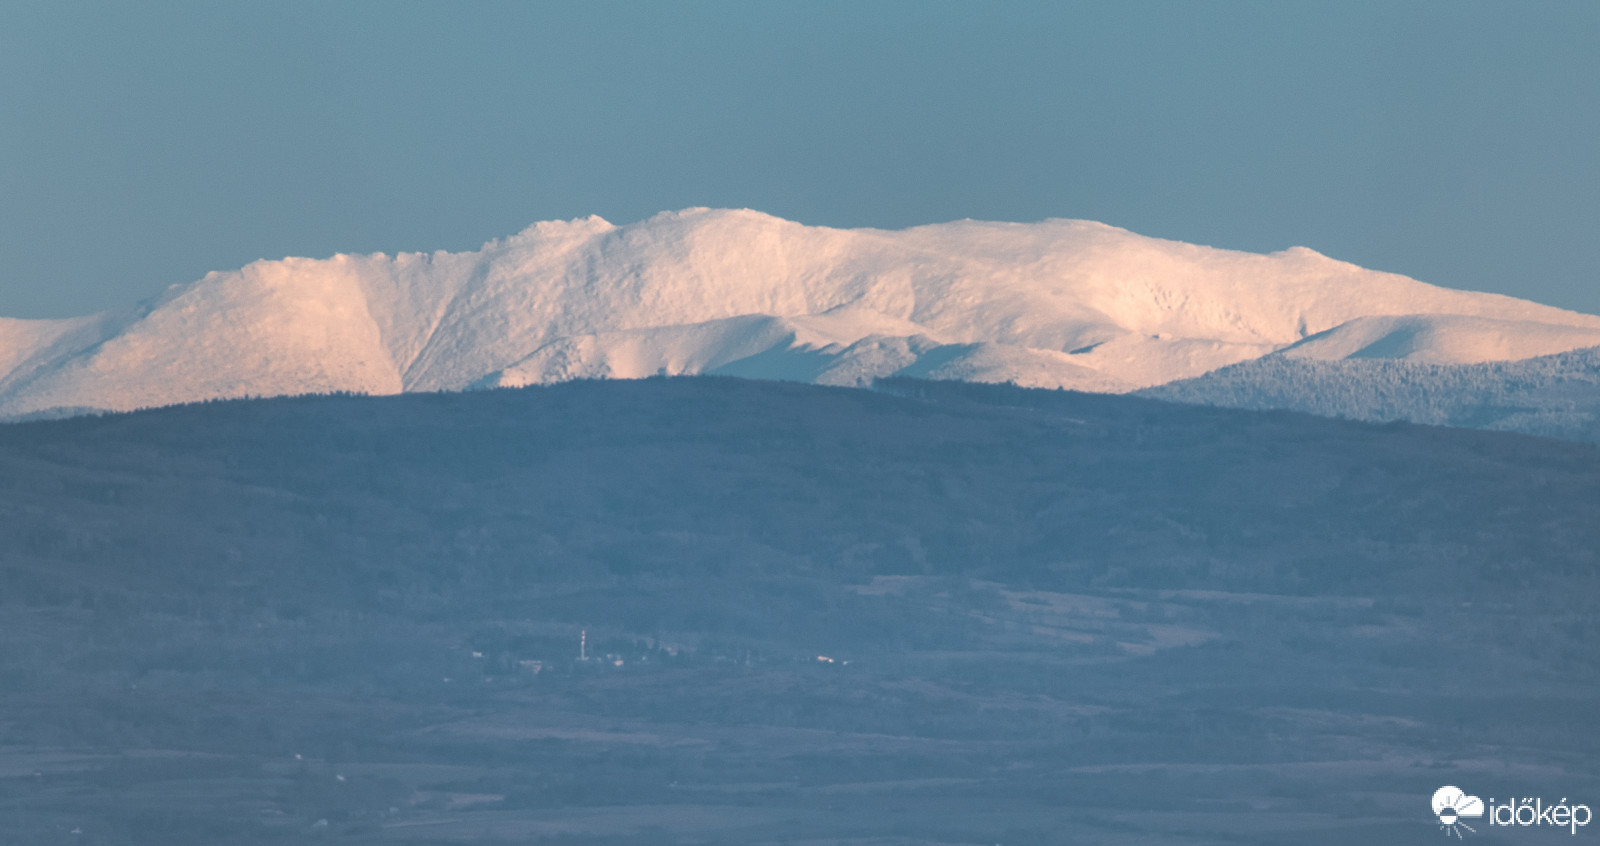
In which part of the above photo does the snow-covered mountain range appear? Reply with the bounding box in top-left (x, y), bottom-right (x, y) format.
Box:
top-left (4, 207), bottom-right (1599, 424)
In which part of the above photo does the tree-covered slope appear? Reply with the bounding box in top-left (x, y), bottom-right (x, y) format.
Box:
top-left (1, 378), bottom-right (1596, 844)
top-left (1143, 344), bottom-right (1600, 444)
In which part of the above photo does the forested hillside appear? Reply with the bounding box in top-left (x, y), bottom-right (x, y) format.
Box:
top-left (2, 378), bottom-right (1596, 844)
top-left (1143, 344), bottom-right (1600, 443)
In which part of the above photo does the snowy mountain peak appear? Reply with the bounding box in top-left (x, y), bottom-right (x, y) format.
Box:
top-left (3, 208), bottom-right (1598, 419)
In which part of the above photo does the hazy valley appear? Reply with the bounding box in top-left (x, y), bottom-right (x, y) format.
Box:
top-left (2, 378), bottom-right (1596, 844)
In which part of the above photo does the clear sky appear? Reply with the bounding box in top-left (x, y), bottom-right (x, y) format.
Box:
top-left (2, 1), bottom-right (1596, 319)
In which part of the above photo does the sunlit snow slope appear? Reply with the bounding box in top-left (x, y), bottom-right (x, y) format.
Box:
top-left (3, 208), bottom-right (1598, 419)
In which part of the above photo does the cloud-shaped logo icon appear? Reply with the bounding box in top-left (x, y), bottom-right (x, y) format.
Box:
top-left (1433, 786), bottom-right (1484, 836)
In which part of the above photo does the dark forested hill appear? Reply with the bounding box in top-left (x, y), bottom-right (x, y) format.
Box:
top-left (2, 378), bottom-right (1597, 845)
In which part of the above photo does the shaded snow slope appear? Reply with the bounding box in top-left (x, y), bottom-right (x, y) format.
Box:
top-left (3, 207), bottom-right (1598, 418)
top-left (1141, 344), bottom-right (1600, 444)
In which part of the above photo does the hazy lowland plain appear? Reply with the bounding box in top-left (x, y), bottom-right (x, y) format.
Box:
top-left (1, 377), bottom-right (1597, 844)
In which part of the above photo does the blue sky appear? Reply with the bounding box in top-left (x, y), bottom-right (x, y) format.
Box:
top-left (1, 1), bottom-right (1596, 319)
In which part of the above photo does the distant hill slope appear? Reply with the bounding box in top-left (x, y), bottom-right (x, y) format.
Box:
top-left (4, 375), bottom-right (1591, 604)
top-left (1141, 344), bottom-right (1600, 443)
top-left (1, 379), bottom-right (1597, 844)
top-left (5, 208), bottom-right (1599, 420)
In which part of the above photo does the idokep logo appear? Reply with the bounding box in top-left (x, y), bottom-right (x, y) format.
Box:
top-left (1433, 786), bottom-right (1484, 838)
top-left (1432, 786), bottom-right (1593, 837)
